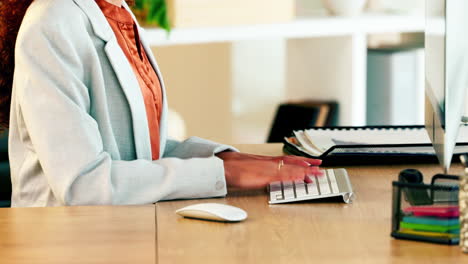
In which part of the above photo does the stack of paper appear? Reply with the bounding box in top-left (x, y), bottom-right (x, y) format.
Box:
top-left (285, 126), bottom-right (468, 158)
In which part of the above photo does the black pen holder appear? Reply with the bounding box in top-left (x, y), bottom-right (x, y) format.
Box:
top-left (391, 175), bottom-right (460, 245)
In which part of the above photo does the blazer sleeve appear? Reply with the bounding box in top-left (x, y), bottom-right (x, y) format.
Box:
top-left (163, 137), bottom-right (239, 159)
top-left (13, 17), bottom-right (228, 206)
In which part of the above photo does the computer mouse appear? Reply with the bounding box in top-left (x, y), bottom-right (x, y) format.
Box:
top-left (175, 203), bottom-right (248, 222)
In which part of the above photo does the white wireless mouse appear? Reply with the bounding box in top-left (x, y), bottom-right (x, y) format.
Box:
top-left (175, 203), bottom-right (248, 222)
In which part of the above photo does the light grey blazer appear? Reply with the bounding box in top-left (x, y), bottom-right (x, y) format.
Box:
top-left (9, 0), bottom-right (234, 207)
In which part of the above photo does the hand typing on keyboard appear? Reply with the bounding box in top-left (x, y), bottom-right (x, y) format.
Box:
top-left (216, 152), bottom-right (323, 190)
top-left (269, 168), bottom-right (355, 204)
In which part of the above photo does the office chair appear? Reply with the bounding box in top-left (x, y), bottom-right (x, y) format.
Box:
top-left (267, 101), bottom-right (338, 143)
top-left (0, 130), bottom-right (11, 207)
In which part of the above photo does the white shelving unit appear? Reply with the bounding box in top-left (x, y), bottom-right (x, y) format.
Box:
top-left (144, 14), bottom-right (425, 46)
top-left (145, 14), bottom-right (426, 143)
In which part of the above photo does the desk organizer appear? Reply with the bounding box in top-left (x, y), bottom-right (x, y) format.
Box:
top-left (460, 173), bottom-right (468, 252)
top-left (391, 175), bottom-right (460, 245)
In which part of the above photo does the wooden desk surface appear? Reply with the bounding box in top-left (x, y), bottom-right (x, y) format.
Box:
top-left (0, 205), bottom-right (156, 264)
top-left (1, 144), bottom-right (466, 263)
top-left (156, 144), bottom-right (467, 264)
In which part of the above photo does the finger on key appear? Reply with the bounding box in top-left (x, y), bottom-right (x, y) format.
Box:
top-left (307, 167), bottom-right (323, 176)
top-left (278, 165), bottom-right (307, 182)
top-left (278, 164), bottom-right (315, 184)
top-left (285, 155), bottom-right (322, 166)
top-left (301, 157), bottom-right (322, 166)
top-left (282, 156), bottom-right (312, 167)
top-left (283, 156), bottom-right (322, 167)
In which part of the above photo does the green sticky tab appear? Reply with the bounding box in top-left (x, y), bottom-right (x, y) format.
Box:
top-left (400, 221), bottom-right (460, 233)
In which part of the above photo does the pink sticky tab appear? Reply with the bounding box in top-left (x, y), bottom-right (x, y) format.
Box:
top-left (403, 205), bottom-right (459, 218)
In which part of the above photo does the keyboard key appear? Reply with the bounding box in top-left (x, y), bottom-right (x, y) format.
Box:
top-left (270, 191), bottom-right (283, 201)
top-left (317, 172), bottom-right (331, 195)
top-left (294, 180), bottom-right (304, 185)
top-left (283, 181), bottom-right (295, 200)
top-left (294, 180), bottom-right (307, 198)
top-left (270, 181), bottom-right (282, 192)
top-left (327, 169), bottom-right (340, 194)
top-left (296, 189), bottom-right (308, 198)
top-left (269, 182), bottom-right (283, 200)
top-left (283, 181), bottom-right (293, 189)
top-left (284, 189), bottom-right (295, 200)
top-left (306, 178), bottom-right (319, 196)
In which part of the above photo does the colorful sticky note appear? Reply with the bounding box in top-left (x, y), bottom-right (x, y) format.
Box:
top-left (403, 216), bottom-right (459, 226)
top-left (403, 205), bottom-right (459, 218)
top-left (400, 222), bottom-right (460, 233)
top-left (399, 228), bottom-right (460, 239)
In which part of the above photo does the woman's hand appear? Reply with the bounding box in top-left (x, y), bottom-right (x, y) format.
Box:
top-left (216, 152), bottom-right (322, 190)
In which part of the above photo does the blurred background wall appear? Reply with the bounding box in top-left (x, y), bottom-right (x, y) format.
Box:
top-left (148, 0), bottom-right (427, 145)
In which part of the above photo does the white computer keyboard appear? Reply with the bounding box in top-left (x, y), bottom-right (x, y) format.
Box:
top-left (268, 168), bottom-right (355, 204)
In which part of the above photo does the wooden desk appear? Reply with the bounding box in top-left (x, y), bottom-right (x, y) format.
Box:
top-left (0, 144), bottom-right (466, 263)
top-left (0, 205), bottom-right (156, 264)
top-left (156, 144), bottom-right (467, 263)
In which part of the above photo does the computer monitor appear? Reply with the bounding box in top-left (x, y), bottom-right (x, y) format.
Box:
top-left (425, 0), bottom-right (468, 173)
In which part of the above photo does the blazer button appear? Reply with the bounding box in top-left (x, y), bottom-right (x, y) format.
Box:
top-left (215, 181), bottom-right (224, 191)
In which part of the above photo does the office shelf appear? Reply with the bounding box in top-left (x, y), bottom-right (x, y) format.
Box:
top-left (143, 14), bottom-right (425, 46)
top-left (146, 13), bottom-right (427, 142)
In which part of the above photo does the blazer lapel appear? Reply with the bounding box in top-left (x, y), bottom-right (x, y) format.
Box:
top-left (123, 2), bottom-right (169, 155)
top-left (73, 0), bottom-right (152, 160)
top-left (104, 41), bottom-right (152, 160)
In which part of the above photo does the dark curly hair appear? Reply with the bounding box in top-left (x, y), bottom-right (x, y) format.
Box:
top-left (0, 0), bottom-right (134, 129)
top-left (0, 0), bottom-right (34, 129)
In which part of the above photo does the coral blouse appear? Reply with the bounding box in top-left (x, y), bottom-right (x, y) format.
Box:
top-left (96, 0), bottom-right (162, 160)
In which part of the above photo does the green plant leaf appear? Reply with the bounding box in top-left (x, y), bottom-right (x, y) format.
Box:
top-left (134, 0), bottom-right (171, 32)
